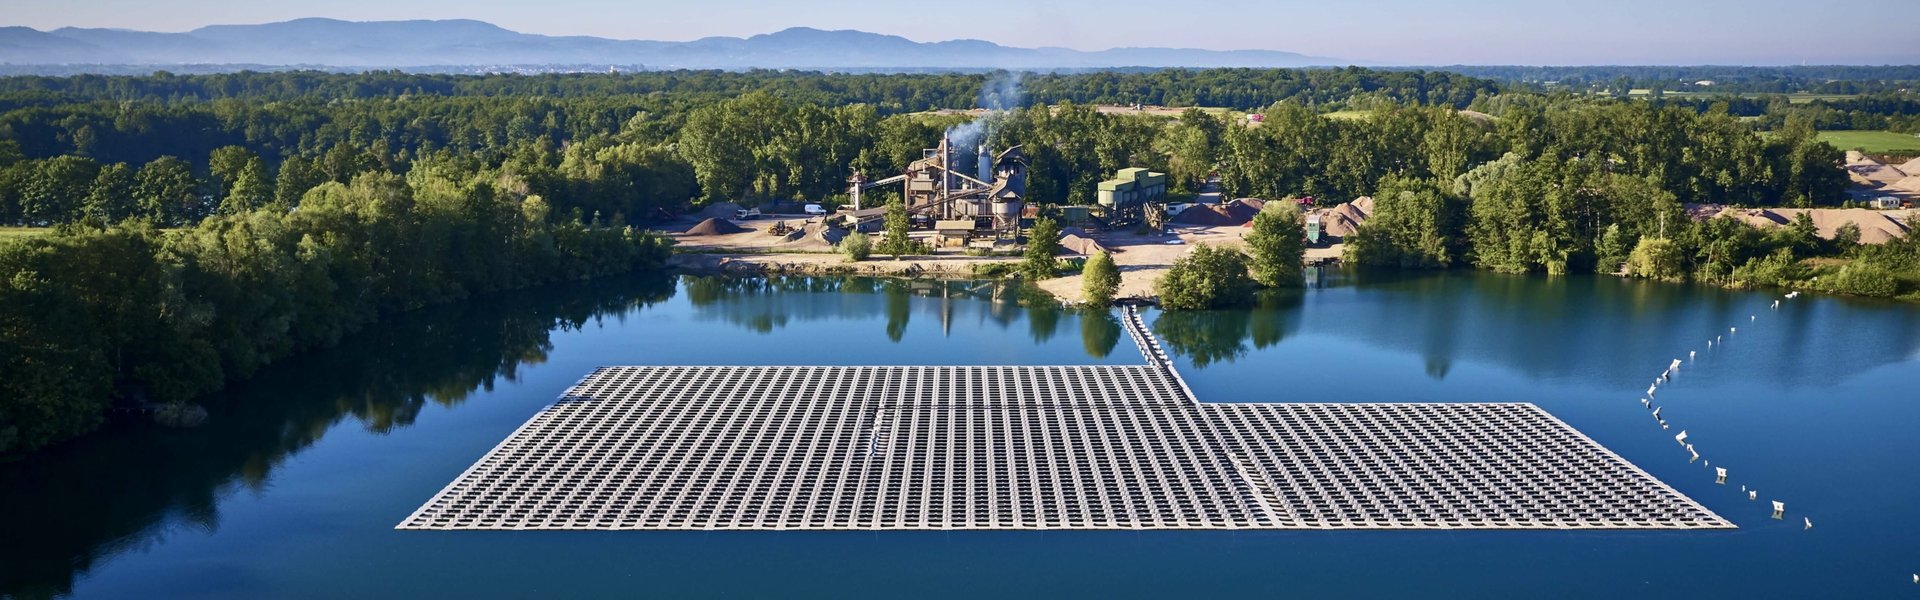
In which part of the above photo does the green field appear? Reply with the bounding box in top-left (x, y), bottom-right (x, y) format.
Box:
top-left (0, 227), bottom-right (48, 241)
top-left (1322, 110), bottom-right (1371, 121)
top-left (1817, 130), bottom-right (1920, 154)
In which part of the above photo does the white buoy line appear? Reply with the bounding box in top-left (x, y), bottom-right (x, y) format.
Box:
top-left (1635, 291), bottom-right (1815, 536)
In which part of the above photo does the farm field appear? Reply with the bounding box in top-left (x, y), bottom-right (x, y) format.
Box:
top-left (1817, 130), bottom-right (1920, 153)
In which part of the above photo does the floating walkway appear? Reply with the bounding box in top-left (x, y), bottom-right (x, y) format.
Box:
top-left (400, 361), bottom-right (1731, 531)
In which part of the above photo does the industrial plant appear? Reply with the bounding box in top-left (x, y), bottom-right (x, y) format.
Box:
top-left (844, 135), bottom-right (1029, 245)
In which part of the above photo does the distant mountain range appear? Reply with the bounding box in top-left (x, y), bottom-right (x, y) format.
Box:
top-left (0, 18), bottom-right (1340, 70)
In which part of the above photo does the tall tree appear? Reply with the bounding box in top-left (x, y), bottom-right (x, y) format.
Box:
top-left (133, 156), bottom-right (202, 226)
top-left (1024, 217), bottom-right (1062, 279)
top-left (1243, 202), bottom-right (1307, 287)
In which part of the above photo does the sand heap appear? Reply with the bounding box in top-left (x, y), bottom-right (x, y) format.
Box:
top-left (1899, 156), bottom-right (1920, 175)
top-left (1890, 175), bottom-right (1920, 194)
top-left (1715, 207), bottom-right (1913, 244)
top-left (777, 222), bottom-right (845, 248)
top-left (1313, 196), bottom-right (1375, 238)
top-left (1057, 227), bottom-right (1109, 256)
top-left (1845, 152), bottom-right (1909, 184)
top-left (683, 217), bottom-right (749, 236)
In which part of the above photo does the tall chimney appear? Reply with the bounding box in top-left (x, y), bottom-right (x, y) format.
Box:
top-left (978, 145), bottom-right (993, 184)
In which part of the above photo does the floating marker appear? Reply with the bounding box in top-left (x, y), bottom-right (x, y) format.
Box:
top-left (1641, 398), bottom-right (1651, 408)
top-left (1804, 517), bottom-right (1812, 530)
top-left (1716, 467), bottom-right (1727, 483)
top-left (1751, 315), bottom-right (1756, 321)
top-left (1689, 448), bottom-right (1700, 463)
top-left (1653, 407), bottom-right (1663, 420)
top-left (1911, 574), bottom-right (1916, 584)
top-left (1741, 485), bottom-right (1747, 492)
top-left (1773, 300), bottom-right (1780, 309)
top-left (1731, 327), bottom-right (1737, 334)
top-left (1749, 490), bottom-right (1758, 500)
top-left (1648, 383), bottom-right (1658, 396)
top-left (1675, 430), bottom-right (1688, 444)
top-left (1772, 501), bottom-right (1785, 519)
top-left (1690, 350), bottom-right (1696, 360)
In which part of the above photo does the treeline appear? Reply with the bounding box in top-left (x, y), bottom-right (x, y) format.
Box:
top-left (0, 166), bottom-right (672, 457)
top-left (1344, 129), bottom-right (1919, 298)
top-left (1219, 98), bottom-right (1845, 208)
top-left (1445, 65), bottom-right (1920, 95)
top-left (0, 68), bottom-right (1503, 111)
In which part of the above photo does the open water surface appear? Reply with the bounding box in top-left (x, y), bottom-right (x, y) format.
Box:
top-left (4, 271), bottom-right (1918, 598)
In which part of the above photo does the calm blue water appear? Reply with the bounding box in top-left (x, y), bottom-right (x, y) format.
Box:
top-left (4, 272), bottom-right (1919, 599)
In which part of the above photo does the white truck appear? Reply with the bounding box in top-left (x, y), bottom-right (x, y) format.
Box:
top-left (735, 208), bottom-right (761, 220)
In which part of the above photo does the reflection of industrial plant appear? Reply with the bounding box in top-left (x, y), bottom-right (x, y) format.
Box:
top-left (681, 274), bottom-right (1045, 338)
top-left (845, 136), bottom-right (1028, 245)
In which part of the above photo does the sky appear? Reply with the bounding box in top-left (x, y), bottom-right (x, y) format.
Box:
top-left (6, 0), bottom-right (1917, 65)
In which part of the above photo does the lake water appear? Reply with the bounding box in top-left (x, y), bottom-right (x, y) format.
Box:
top-left (4, 271), bottom-right (1919, 598)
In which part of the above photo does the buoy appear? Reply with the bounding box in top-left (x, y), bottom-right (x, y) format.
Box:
top-left (1911, 574), bottom-right (1916, 584)
top-left (1675, 430), bottom-right (1687, 444)
top-left (1804, 517), bottom-right (1812, 530)
top-left (1751, 315), bottom-right (1756, 321)
top-left (1662, 423), bottom-right (1670, 430)
top-left (1689, 448), bottom-right (1700, 463)
top-left (1716, 467), bottom-right (1727, 483)
top-left (1772, 501), bottom-right (1785, 518)
top-left (1642, 398), bottom-right (1651, 407)
top-left (1731, 327), bottom-right (1737, 334)
top-left (1772, 300), bottom-right (1780, 309)
top-left (1652, 407), bottom-right (1663, 420)
top-left (1690, 350), bottom-right (1696, 360)
top-left (1741, 485), bottom-right (1747, 492)
top-left (1749, 490), bottom-right (1758, 500)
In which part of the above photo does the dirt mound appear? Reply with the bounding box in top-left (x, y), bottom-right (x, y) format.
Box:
top-left (1172, 204), bottom-right (1244, 226)
top-left (693, 202), bottom-right (744, 221)
top-left (1891, 175), bottom-right (1920, 194)
top-left (1309, 196), bottom-right (1374, 238)
top-left (1219, 198), bottom-right (1266, 222)
top-left (684, 217), bottom-right (748, 236)
top-left (1900, 157), bottom-right (1920, 175)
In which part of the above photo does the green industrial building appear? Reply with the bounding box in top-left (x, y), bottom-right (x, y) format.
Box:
top-left (1097, 167), bottom-right (1167, 224)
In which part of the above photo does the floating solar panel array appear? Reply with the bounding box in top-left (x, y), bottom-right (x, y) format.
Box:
top-left (399, 365), bottom-right (1730, 531)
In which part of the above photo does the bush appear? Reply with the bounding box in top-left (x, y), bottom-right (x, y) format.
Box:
top-left (839, 231), bottom-right (872, 262)
top-left (1156, 243), bottom-right (1254, 310)
top-left (1626, 237), bottom-right (1687, 282)
top-left (1823, 261), bottom-right (1900, 297)
top-left (1082, 250), bottom-right (1120, 307)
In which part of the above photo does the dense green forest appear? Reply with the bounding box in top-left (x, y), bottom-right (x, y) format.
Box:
top-left (1, 67), bottom-right (1916, 456)
top-left (0, 167), bottom-right (671, 457)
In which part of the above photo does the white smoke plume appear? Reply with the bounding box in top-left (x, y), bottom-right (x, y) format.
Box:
top-left (945, 71), bottom-right (1024, 157)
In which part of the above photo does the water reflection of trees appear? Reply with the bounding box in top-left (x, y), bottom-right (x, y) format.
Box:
top-left (1326, 269), bottom-right (1920, 386)
top-left (1152, 290), bottom-right (1303, 368)
top-left (1079, 310), bottom-right (1121, 359)
top-left (0, 275), bottom-right (675, 599)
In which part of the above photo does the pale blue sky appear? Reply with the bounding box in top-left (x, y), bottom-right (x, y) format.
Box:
top-left (8, 0), bottom-right (1916, 65)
